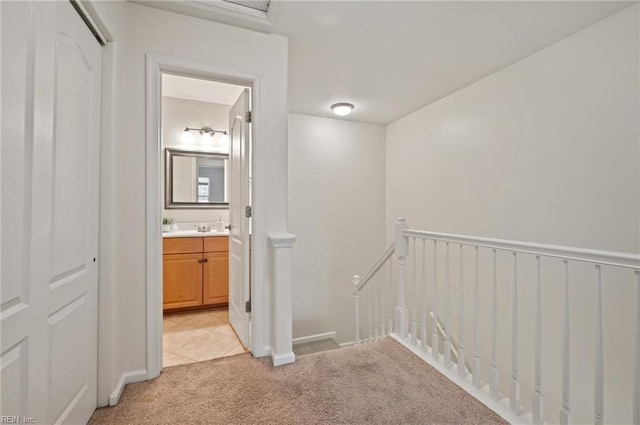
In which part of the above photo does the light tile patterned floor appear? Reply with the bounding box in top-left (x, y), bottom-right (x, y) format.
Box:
top-left (163, 308), bottom-right (247, 367)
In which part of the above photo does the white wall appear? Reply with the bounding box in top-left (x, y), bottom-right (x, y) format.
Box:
top-left (90, 0), bottom-right (129, 406)
top-left (288, 113), bottom-right (386, 344)
top-left (387, 6), bottom-right (639, 253)
top-left (161, 96), bottom-right (230, 225)
top-left (386, 6), bottom-right (638, 424)
top-left (91, 0), bottom-right (288, 396)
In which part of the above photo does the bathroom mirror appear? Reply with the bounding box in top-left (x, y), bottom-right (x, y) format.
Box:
top-left (165, 148), bottom-right (229, 209)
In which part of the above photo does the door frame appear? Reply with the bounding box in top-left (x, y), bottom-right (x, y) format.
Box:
top-left (145, 54), bottom-right (258, 379)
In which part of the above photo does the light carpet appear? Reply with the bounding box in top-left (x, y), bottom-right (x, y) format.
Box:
top-left (89, 337), bottom-right (506, 424)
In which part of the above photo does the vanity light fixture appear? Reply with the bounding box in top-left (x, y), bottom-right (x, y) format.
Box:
top-left (330, 102), bottom-right (355, 116)
top-left (183, 126), bottom-right (228, 137)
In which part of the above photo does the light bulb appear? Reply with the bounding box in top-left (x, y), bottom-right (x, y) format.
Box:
top-left (200, 131), bottom-right (213, 143)
top-left (331, 102), bottom-right (354, 116)
top-left (181, 128), bottom-right (193, 144)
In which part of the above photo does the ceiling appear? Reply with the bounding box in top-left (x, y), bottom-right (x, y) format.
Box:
top-left (162, 74), bottom-right (246, 105)
top-left (142, 1), bottom-right (635, 125)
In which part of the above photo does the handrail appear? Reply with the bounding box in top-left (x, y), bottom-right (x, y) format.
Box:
top-left (354, 218), bottom-right (640, 424)
top-left (354, 243), bottom-right (396, 292)
top-left (403, 229), bottom-right (640, 270)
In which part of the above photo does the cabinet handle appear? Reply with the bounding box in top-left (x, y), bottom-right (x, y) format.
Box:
top-left (203, 258), bottom-right (208, 263)
top-left (198, 259), bottom-right (203, 263)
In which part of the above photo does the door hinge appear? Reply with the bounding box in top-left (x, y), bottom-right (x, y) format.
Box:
top-left (245, 110), bottom-right (252, 123)
top-left (245, 205), bottom-right (252, 218)
top-left (245, 300), bottom-right (251, 313)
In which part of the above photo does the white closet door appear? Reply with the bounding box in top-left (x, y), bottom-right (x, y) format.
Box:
top-left (1, 1), bottom-right (102, 423)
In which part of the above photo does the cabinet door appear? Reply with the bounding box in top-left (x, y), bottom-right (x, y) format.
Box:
top-left (203, 252), bottom-right (229, 305)
top-left (163, 253), bottom-right (203, 310)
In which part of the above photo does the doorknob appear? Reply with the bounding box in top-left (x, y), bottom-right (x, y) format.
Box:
top-left (225, 224), bottom-right (231, 230)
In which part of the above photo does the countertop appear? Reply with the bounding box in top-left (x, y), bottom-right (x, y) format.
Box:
top-left (162, 229), bottom-right (229, 238)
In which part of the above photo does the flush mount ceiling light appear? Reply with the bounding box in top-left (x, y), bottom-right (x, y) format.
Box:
top-left (331, 102), bottom-right (354, 116)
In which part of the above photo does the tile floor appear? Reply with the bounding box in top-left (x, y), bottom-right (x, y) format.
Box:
top-left (163, 308), bottom-right (247, 367)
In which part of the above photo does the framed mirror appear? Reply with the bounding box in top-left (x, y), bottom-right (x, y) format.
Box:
top-left (165, 148), bottom-right (229, 209)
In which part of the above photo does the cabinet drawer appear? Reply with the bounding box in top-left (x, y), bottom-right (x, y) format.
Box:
top-left (163, 237), bottom-right (203, 254)
top-left (204, 236), bottom-right (228, 253)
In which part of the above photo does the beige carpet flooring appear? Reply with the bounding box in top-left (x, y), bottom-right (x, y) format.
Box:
top-left (89, 337), bottom-right (506, 425)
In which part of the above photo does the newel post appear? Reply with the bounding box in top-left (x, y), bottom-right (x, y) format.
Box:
top-left (268, 233), bottom-right (297, 366)
top-left (395, 217), bottom-right (409, 338)
top-left (353, 275), bottom-right (361, 345)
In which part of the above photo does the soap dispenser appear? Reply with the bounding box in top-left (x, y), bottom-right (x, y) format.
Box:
top-left (216, 217), bottom-right (224, 232)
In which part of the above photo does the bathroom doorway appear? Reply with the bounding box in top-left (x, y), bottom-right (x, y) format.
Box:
top-left (158, 73), bottom-right (252, 367)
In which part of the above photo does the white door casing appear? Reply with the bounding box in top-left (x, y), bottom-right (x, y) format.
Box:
top-left (146, 56), bottom-right (261, 377)
top-left (228, 89), bottom-right (251, 347)
top-left (1, 1), bottom-right (101, 423)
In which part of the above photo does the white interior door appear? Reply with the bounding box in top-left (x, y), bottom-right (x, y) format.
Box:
top-left (1, 1), bottom-right (101, 423)
top-left (228, 89), bottom-right (251, 347)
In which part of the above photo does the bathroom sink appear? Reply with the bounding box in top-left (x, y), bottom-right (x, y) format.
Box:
top-left (162, 229), bottom-right (229, 238)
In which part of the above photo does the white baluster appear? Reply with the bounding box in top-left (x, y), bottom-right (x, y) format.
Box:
top-left (457, 244), bottom-right (465, 378)
top-left (444, 242), bottom-right (452, 368)
top-left (560, 260), bottom-right (570, 425)
top-left (421, 239), bottom-right (428, 352)
top-left (380, 266), bottom-right (385, 338)
top-left (387, 261), bottom-right (394, 334)
top-left (473, 246), bottom-right (481, 388)
top-left (594, 265), bottom-right (603, 425)
top-left (510, 252), bottom-right (520, 415)
top-left (395, 218), bottom-right (409, 338)
top-left (353, 275), bottom-right (361, 345)
top-left (367, 286), bottom-right (372, 343)
top-left (432, 240), bottom-right (439, 360)
top-left (491, 249), bottom-right (499, 400)
top-left (373, 273), bottom-right (379, 341)
top-left (411, 238), bottom-right (418, 345)
top-left (533, 256), bottom-right (543, 425)
top-left (634, 271), bottom-right (640, 425)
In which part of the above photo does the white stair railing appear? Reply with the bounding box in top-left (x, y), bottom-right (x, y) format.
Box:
top-left (353, 242), bottom-right (396, 344)
top-left (353, 217), bottom-right (640, 425)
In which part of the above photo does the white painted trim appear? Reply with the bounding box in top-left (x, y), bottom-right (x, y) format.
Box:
top-left (97, 36), bottom-right (117, 408)
top-left (270, 349), bottom-right (295, 367)
top-left (129, 0), bottom-right (273, 34)
top-left (145, 54), bottom-right (263, 380)
top-left (389, 334), bottom-right (528, 425)
top-left (145, 55), bottom-right (163, 380)
top-left (339, 341), bottom-right (355, 348)
top-left (194, 0), bottom-right (270, 21)
top-left (267, 233), bottom-right (296, 248)
top-left (404, 229), bottom-right (640, 270)
top-left (109, 369), bottom-right (147, 406)
top-left (267, 233), bottom-right (296, 366)
top-left (293, 331), bottom-right (336, 345)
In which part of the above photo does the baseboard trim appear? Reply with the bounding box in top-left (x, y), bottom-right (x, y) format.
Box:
top-left (253, 345), bottom-right (270, 358)
top-left (109, 369), bottom-right (148, 406)
top-left (270, 349), bottom-right (295, 366)
top-left (339, 340), bottom-right (354, 348)
top-left (292, 331), bottom-right (336, 345)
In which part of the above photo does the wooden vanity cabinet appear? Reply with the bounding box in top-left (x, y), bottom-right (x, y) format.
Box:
top-left (162, 236), bottom-right (229, 311)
